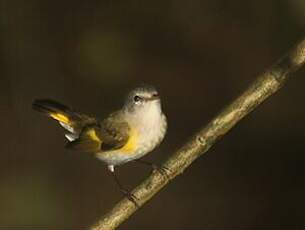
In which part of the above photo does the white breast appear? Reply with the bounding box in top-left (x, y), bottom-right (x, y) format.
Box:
top-left (128, 101), bottom-right (167, 157)
top-left (137, 114), bottom-right (167, 154)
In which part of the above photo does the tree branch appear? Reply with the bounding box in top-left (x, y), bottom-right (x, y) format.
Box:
top-left (89, 38), bottom-right (305, 230)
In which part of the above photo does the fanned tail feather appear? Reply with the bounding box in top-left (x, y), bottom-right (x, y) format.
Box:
top-left (33, 99), bottom-right (102, 152)
top-left (32, 99), bottom-right (96, 142)
top-left (32, 99), bottom-right (76, 122)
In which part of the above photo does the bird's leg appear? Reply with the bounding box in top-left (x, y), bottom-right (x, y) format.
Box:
top-left (134, 159), bottom-right (170, 178)
top-left (108, 165), bottom-right (138, 207)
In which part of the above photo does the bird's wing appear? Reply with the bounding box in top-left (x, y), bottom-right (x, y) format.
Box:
top-left (99, 112), bottom-right (130, 151)
top-left (66, 111), bottom-right (131, 153)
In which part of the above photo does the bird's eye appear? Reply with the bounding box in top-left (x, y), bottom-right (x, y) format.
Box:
top-left (133, 95), bottom-right (141, 102)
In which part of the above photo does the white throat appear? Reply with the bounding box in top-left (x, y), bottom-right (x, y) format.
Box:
top-left (128, 101), bottom-right (162, 131)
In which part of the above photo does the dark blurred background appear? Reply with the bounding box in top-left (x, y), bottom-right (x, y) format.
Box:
top-left (1, 0), bottom-right (305, 229)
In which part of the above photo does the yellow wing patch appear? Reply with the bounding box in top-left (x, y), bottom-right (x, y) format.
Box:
top-left (120, 129), bottom-right (138, 153)
top-left (87, 129), bottom-right (102, 143)
top-left (65, 127), bottom-right (102, 152)
top-left (50, 113), bottom-right (70, 124)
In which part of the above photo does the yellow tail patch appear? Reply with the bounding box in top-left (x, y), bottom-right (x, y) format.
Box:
top-left (50, 113), bottom-right (70, 124)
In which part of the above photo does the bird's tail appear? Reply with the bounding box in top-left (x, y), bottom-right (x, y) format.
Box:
top-left (32, 99), bottom-right (78, 124)
top-left (32, 99), bottom-right (97, 141)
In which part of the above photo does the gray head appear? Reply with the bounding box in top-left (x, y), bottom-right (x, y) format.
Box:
top-left (123, 86), bottom-right (161, 115)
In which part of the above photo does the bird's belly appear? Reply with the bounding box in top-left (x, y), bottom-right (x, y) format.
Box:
top-left (96, 150), bottom-right (141, 166)
top-left (96, 137), bottom-right (159, 166)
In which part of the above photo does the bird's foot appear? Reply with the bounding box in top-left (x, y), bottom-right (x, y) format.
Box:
top-left (151, 164), bottom-right (171, 180)
top-left (120, 189), bottom-right (139, 207)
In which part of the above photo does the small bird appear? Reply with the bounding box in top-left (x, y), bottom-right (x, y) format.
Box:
top-left (32, 86), bottom-right (168, 204)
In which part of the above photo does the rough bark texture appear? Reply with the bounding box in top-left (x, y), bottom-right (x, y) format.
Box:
top-left (89, 38), bottom-right (305, 230)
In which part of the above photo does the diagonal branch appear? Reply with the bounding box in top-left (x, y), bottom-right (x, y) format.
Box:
top-left (89, 38), bottom-right (305, 230)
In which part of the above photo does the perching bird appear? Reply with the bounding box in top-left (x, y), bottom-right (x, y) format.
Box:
top-left (32, 86), bottom-right (168, 204)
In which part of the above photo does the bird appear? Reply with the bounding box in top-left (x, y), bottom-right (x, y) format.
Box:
top-left (32, 86), bottom-right (168, 204)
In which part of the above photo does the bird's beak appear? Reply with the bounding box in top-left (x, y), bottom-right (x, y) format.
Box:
top-left (145, 94), bottom-right (160, 101)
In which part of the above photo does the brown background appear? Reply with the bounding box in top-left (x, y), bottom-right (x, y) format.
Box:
top-left (1, 0), bottom-right (305, 229)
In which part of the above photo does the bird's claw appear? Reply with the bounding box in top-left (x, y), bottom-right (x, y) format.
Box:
top-left (121, 189), bottom-right (139, 207)
top-left (152, 164), bottom-right (170, 179)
